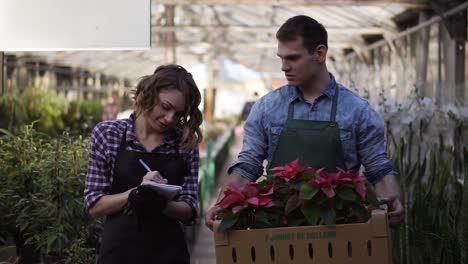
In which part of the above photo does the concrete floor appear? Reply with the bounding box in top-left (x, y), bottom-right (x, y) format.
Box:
top-left (190, 128), bottom-right (243, 264)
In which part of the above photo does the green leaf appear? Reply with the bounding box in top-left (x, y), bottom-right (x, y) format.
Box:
top-left (255, 210), bottom-right (267, 219)
top-left (349, 203), bottom-right (369, 222)
top-left (337, 188), bottom-right (357, 201)
top-left (217, 213), bottom-right (240, 232)
top-left (295, 170), bottom-right (315, 182)
top-left (301, 170), bottom-right (315, 181)
top-left (24, 236), bottom-right (35, 246)
top-left (277, 186), bottom-right (290, 196)
top-left (366, 186), bottom-right (380, 208)
top-left (290, 181), bottom-right (303, 190)
top-left (254, 210), bottom-right (278, 228)
top-left (255, 217), bottom-right (272, 228)
top-left (272, 177), bottom-right (285, 184)
top-left (299, 184), bottom-right (319, 200)
top-left (341, 183), bottom-right (354, 189)
top-left (258, 178), bottom-right (273, 189)
top-left (336, 199), bottom-right (344, 210)
top-left (288, 217), bottom-right (306, 226)
top-left (274, 199), bottom-right (285, 208)
top-left (301, 203), bottom-right (320, 225)
top-left (0, 128), bottom-right (13, 137)
top-left (320, 208), bottom-right (336, 225)
top-left (285, 194), bottom-right (300, 214)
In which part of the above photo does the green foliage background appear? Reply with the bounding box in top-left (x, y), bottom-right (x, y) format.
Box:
top-left (0, 86), bottom-right (103, 136)
top-left (0, 125), bottom-right (100, 262)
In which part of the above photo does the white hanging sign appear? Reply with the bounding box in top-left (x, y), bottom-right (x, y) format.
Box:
top-left (0, 0), bottom-right (151, 51)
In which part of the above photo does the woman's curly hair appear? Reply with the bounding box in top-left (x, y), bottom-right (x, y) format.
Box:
top-left (132, 64), bottom-right (203, 150)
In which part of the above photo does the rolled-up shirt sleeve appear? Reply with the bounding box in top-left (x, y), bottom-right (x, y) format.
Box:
top-left (228, 99), bottom-right (267, 181)
top-left (357, 103), bottom-right (398, 184)
top-left (84, 124), bottom-right (111, 210)
top-left (177, 147), bottom-right (200, 225)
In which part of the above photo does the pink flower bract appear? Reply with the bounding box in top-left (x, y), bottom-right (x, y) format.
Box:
top-left (270, 159), bottom-right (311, 182)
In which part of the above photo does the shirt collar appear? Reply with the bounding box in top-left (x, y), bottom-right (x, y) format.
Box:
top-left (288, 73), bottom-right (337, 103)
top-left (323, 73), bottom-right (337, 98)
top-left (124, 113), bottom-right (138, 143)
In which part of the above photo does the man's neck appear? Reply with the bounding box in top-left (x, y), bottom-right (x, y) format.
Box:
top-left (299, 70), bottom-right (331, 102)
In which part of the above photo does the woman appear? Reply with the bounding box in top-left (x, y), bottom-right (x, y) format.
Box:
top-left (84, 65), bottom-right (203, 264)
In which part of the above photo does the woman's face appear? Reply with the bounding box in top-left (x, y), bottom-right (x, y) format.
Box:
top-left (145, 89), bottom-right (186, 133)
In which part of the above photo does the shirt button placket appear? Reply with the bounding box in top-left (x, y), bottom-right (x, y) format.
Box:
top-left (311, 102), bottom-right (317, 112)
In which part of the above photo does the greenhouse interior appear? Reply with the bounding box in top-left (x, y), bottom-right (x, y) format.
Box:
top-left (0, 0), bottom-right (467, 263)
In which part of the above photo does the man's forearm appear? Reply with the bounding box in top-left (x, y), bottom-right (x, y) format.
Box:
top-left (375, 174), bottom-right (401, 199)
top-left (375, 174), bottom-right (404, 227)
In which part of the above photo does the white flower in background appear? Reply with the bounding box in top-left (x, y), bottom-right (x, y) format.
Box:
top-left (419, 97), bottom-right (433, 114)
top-left (358, 83), bottom-right (467, 149)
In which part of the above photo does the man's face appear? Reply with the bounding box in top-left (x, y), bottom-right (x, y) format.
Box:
top-left (277, 37), bottom-right (324, 88)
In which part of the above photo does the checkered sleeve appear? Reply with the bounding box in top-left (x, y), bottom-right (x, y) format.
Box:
top-left (84, 123), bottom-right (112, 210)
top-left (176, 147), bottom-right (200, 224)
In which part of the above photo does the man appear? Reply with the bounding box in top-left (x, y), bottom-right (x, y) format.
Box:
top-left (241, 91), bottom-right (259, 122)
top-left (102, 90), bottom-right (120, 121)
top-left (205, 15), bottom-right (403, 229)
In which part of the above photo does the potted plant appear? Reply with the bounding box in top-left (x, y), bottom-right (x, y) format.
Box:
top-left (213, 159), bottom-right (389, 264)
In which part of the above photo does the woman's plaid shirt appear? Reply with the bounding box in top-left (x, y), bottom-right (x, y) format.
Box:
top-left (84, 113), bottom-right (199, 221)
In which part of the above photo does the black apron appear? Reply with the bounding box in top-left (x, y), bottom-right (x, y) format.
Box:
top-left (269, 84), bottom-right (347, 171)
top-left (98, 129), bottom-right (190, 264)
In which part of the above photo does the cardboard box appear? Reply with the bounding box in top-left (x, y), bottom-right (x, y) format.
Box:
top-left (213, 209), bottom-right (391, 264)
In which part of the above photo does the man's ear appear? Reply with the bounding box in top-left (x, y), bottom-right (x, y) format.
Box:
top-left (315, 44), bottom-right (328, 63)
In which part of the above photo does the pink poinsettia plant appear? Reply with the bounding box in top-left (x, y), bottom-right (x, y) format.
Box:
top-left (216, 159), bottom-right (381, 232)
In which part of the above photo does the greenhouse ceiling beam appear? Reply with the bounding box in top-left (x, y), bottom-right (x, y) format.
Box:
top-left (154, 25), bottom-right (391, 35)
top-left (152, 0), bottom-right (429, 8)
top-left (227, 42), bottom-right (353, 49)
top-left (358, 0), bottom-right (468, 52)
top-left (151, 40), bottom-right (353, 49)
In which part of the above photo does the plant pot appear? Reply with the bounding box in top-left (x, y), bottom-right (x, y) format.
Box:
top-left (213, 209), bottom-right (391, 264)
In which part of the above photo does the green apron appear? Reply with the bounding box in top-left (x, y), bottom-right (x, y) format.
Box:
top-left (269, 84), bottom-right (346, 172)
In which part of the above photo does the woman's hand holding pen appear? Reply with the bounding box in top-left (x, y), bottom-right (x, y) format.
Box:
top-left (142, 171), bottom-right (168, 184)
top-left (139, 159), bottom-right (168, 184)
top-left (127, 171), bottom-right (169, 217)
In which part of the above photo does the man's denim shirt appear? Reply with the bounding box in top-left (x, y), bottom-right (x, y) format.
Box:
top-left (228, 74), bottom-right (397, 185)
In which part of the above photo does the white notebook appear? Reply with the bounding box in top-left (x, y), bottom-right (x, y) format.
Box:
top-left (141, 182), bottom-right (182, 200)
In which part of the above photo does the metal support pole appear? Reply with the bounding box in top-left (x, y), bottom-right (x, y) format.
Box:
top-left (415, 11), bottom-right (430, 97)
top-left (164, 5), bottom-right (176, 64)
top-left (205, 52), bottom-right (215, 123)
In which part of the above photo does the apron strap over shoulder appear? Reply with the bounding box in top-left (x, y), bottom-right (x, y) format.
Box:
top-left (119, 128), bottom-right (128, 149)
top-left (330, 84), bottom-right (339, 123)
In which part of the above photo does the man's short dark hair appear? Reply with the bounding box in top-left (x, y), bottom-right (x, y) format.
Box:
top-left (276, 15), bottom-right (328, 54)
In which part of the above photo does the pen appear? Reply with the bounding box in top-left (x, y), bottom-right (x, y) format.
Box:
top-left (138, 159), bottom-right (152, 172)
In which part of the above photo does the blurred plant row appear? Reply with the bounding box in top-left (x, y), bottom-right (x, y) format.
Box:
top-left (0, 86), bottom-right (103, 136)
top-left (375, 88), bottom-right (468, 264)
